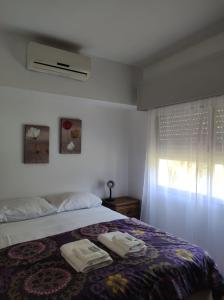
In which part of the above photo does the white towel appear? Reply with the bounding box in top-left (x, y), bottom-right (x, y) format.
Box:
top-left (72, 239), bottom-right (109, 264)
top-left (98, 231), bottom-right (146, 258)
top-left (60, 239), bottom-right (113, 273)
top-left (112, 232), bottom-right (145, 253)
top-left (61, 252), bottom-right (112, 273)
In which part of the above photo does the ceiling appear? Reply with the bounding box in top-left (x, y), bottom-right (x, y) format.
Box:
top-left (1, 0), bottom-right (224, 66)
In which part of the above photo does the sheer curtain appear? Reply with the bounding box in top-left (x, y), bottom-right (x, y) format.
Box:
top-left (141, 96), bottom-right (224, 274)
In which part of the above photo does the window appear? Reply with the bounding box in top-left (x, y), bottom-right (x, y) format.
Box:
top-left (157, 104), bottom-right (224, 201)
top-left (158, 159), bottom-right (207, 195)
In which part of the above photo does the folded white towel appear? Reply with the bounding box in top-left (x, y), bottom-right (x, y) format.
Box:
top-left (72, 239), bottom-right (109, 264)
top-left (61, 252), bottom-right (112, 273)
top-left (112, 232), bottom-right (145, 253)
top-left (98, 231), bottom-right (146, 258)
top-left (60, 239), bottom-right (113, 273)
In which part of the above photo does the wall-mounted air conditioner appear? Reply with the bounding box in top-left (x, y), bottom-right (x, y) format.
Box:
top-left (27, 42), bottom-right (91, 81)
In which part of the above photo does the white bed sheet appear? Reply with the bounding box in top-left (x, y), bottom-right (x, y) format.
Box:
top-left (0, 206), bottom-right (126, 249)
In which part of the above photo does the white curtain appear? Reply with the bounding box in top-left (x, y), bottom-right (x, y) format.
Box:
top-left (141, 96), bottom-right (224, 275)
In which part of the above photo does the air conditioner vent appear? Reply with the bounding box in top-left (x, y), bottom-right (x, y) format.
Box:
top-left (27, 42), bottom-right (91, 81)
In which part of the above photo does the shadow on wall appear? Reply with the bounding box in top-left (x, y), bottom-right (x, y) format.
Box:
top-left (0, 26), bottom-right (82, 68)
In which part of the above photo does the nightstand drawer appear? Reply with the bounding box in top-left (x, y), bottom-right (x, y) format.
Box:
top-left (102, 196), bottom-right (141, 219)
top-left (116, 205), bottom-right (139, 218)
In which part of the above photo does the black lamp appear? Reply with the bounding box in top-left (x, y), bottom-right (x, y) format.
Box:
top-left (107, 180), bottom-right (115, 201)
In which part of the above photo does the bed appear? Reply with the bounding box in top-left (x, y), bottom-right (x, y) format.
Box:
top-left (0, 205), bottom-right (224, 300)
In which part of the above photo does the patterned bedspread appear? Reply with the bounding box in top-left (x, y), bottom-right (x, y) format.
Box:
top-left (0, 218), bottom-right (223, 300)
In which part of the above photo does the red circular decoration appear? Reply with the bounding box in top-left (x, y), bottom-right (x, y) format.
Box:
top-left (63, 120), bottom-right (72, 130)
top-left (24, 267), bottom-right (71, 295)
top-left (8, 241), bottom-right (46, 260)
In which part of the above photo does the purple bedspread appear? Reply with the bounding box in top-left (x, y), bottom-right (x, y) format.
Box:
top-left (0, 218), bottom-right (223, 300)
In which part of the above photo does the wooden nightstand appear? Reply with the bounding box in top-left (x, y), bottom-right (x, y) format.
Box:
top-left (102, 196), bottom-right (140, 219)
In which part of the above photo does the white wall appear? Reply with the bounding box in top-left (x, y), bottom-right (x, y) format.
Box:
top-left (0, 31), bottom-right (148, 201)
top-left (0, 32), bottom-right (138, 106)
top-left (0, 86), bottom-right (148, 201)
top-left (128, 111), bottom-right (148, 199)
top-left (0, 86), bottom-right (143, 200)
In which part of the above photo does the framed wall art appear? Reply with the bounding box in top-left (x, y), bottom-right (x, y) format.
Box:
top-left (24, 125), bottom-right (49, 164)
top-left (60, 118), bottom-right (82, 154)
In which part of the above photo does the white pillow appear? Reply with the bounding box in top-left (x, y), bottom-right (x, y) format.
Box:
top-left (0, 197), bottom-right (57, 223)
top-left (45, 192), bottom-right (102, 212)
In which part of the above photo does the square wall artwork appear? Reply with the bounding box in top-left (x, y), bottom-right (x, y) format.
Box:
top-left (24, 125), bottom-right (49, 164)
top-left (60, 118), bottom-right (82, 154)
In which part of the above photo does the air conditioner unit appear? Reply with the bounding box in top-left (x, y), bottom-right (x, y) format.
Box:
top-left (27, 42), bottom-right (91, 81)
